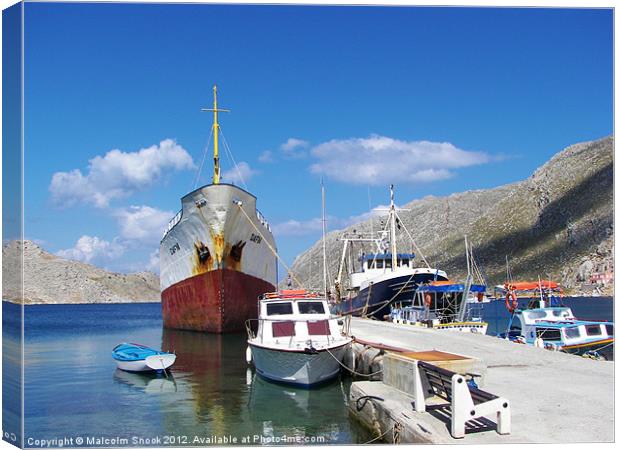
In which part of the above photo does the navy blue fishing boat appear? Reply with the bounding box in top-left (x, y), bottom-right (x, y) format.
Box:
top-left (331, 186), bottom-right (448, 320)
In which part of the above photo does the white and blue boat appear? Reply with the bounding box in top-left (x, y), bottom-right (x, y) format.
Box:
top-left (500, 281), bottom-right (614, 360)
top-left (388, 281), bottom-right (489, 334)
top-left (112, 343), bottom-right (176, 373)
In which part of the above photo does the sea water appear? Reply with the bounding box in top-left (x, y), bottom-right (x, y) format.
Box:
top-left (2, 297), bottom-right (613, 446)
top-left (3, 302), bottom-right (373, 447)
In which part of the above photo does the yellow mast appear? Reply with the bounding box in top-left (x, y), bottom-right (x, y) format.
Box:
top-left (201, 85), bottom-right (230, 184)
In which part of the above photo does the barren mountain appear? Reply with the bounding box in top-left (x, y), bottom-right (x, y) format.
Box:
top-left (287, 136), bottom-right (614, 295)
top-left (2, 240), bottom-right (160, 304)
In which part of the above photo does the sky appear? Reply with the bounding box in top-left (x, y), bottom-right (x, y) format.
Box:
top-left (18, 2), bottom-right (613, 276)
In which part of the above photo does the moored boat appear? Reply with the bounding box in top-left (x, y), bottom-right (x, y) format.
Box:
top-left (112, 343), bottom-right (176, 372)
top-left (331, 185), bottom-right (448, 319)
top-left (246, 290), bottom-right (352, 387)
top-left (500, 281), bottom-right (614, 360)
top-left (160, 86), bottom-right (277, 333)
top-left (389, 281), bottom-right (489, 334)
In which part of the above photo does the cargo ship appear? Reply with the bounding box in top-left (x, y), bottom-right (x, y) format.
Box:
top-left (160, 86), bottom-right (277, 333)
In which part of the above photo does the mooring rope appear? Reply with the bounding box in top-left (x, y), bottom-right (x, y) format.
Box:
top-left (339, 269), bottom-right (418, 318)
top-left (324, 346), bottom-right (384, 378)
top-left (234, 201), bottom-right (305, 289)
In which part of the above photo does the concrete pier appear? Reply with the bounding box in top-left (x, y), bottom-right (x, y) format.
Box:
top-left (347, 317), bottom-right (614, 443)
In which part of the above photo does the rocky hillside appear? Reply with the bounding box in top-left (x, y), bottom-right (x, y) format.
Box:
top-left (2, 240), bottom-right (161, 304)
top-left (288, 136), bottom-right (614, 295)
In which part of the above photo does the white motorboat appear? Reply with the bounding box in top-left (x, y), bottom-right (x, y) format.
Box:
top-left (246, 290), bottom-right (352, 387)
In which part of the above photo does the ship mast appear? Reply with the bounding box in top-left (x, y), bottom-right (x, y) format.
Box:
top-left (321, 179), bottom-right (328, 299)
top-left (201, 85), bottom-right (230, 184)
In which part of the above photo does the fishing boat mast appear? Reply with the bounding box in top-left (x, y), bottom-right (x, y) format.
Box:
top-left (201, 85), bottom-right (230, 184)
top-left (389, 184), bottom-right (398, 270)
top-left (321, 179), bottom-right (329, 300)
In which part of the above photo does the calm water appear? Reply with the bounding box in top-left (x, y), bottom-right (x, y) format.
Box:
top-left (2, 298), bottom-right (613, 447)
top-left (3, 302), bottom-right (373, 447)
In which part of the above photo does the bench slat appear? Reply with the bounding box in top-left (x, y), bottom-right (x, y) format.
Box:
top-left (418, 361), bottom-right (497, 405)
top-left (470, 387), bottom-right (498, 404)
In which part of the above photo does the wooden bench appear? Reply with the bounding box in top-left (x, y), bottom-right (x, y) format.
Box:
top-left (412, 360), bottom-right (511, 438)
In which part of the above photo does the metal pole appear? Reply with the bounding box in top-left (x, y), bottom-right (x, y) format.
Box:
top-left (322, 179), bottom-right (328, 300)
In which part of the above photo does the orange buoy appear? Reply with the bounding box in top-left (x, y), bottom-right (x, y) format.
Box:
top-left (505, 291), bottom-right (518, 313)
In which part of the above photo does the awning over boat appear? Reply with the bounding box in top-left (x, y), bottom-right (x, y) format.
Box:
top-left (417, 283), bottom-right (486, 293)
top-left (504, 281), bottom-right (561, 291)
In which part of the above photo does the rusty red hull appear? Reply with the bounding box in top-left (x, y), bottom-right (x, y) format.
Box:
top-left (161, 268), bottom-right (275, 333)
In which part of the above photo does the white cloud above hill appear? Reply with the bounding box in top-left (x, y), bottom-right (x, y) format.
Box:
top-left (49, 139), bottom-right (195, 208)
top-left (57, 235), bottom-right (124, 263)
top-left (309, 134), bottom-right (490, 185)
top-left (114, 205), bottom-right (173, 243)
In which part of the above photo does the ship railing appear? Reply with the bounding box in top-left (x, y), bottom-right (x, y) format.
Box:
top-left (256, 209), bottom-right (271, 233)
top-left (161, 210), bottom-right (182, 239)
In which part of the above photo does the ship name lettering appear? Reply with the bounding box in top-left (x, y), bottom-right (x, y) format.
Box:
top-left (250, 233), bottom-right (262, 244)
top-left (169, 242), bottom-right (181, 255)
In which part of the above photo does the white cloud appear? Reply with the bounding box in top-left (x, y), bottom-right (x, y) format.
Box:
top-left (280, 138), bottom-right (309, 159)
top-left (309, 134), bottom-right (490, 185)
top-left (272, 204), bottom-right (393, 237)
top-left (146, 249), bottom-right (160, 272)
top-left (258, 150), bottom-right (274, 163)
top-left (57, 235), bottom-right (124, 263)
top-left (115, 205), bottom-right (174, 243)
top-left (272, 218), bottom-right (324, 237)
top-left (221, 161), bottom-right (257, 185)
top-left (49, 139), bottom-right (195, 208)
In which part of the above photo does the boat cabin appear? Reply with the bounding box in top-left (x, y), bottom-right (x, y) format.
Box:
top-left (358, 253), bottom-right (415, 271)
top-left (508, 307), bottom-right (614, 350)
top-left (253, 290), bottom-right (343, 349)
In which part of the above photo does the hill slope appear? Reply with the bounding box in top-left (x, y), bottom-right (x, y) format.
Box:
top-left (2, 240), bottom-right (161, 304)
top-left (288, 136), bottom-right (614, 294)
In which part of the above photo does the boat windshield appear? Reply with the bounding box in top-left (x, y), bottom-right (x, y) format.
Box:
top-left (536, 328), bottom-right (562, 341)
top-left (298, 302), bottom-right (325, 314)
top-left (550, 308), bottom-right (572, 318)
top-left (585, 325), bottom-right (602, 336)
top-left (266, 302), bottom-right (293, 316)
top-left (564, 327), bottom-right (581, 339)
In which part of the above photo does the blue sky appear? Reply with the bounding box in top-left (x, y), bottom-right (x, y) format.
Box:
top-left (21, 3), bottom-right (612, 275)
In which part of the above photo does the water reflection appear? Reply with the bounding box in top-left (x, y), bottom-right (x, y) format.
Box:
top-left (159, 328), bottom-right (365, 444)
top-left (113, 369), bottom-right (178, 394)
top-left (247, 372), bottom-right (348, 431)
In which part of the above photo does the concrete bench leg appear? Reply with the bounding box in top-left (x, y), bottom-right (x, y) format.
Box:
top-left (412, 360), bottom-right (426, 413)
top-left (496, 402), bottom-right (511, 435)
top-left (450, 377), bottom-right (470, 438)
top-left (451, 374), bottom-right (511, 438)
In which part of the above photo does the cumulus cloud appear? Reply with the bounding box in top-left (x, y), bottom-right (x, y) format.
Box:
top-left (280, 138), bottom-right (309, 159)
top-left (49, 139), bottom-right (195, 208)
top-left (221, 161), bottom-right (257, 185)
top-left (309, 135), bottom-right (490, 185)
top-left (57, 235), bottom-right (124, 263)
top-left (115, 205), bottom-right (174, 243)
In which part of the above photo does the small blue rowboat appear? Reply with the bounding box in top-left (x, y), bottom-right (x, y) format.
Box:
top-left (112, 343), bottom-right (176, 372)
